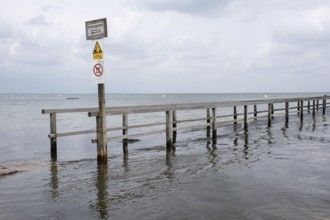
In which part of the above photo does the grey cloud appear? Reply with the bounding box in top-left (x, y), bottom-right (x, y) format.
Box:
top-left (26, 15), bottom-right (53, 26)
top-left (131, 0), bottom-right (231, 16)
top-left (0, 20), bottom-right (14, 39)
top-left (273, 23), bottom-right (330, 46)
top-left (41, 4), bottom-right (60, 12)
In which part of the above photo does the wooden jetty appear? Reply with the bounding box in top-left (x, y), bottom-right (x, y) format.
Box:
top-left (42, 95), bottom-right (329, 163)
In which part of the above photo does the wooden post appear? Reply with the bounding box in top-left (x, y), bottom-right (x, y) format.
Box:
top-left (172, 110), bottom-right (177, 144)
top-left (285, 102), bottom-right (289, 127)
top-left (206, 108), bottom-right (211, 138)
top-left (313, 100), bottom-right (316, 116)
top-left (254, 105), bottom-right (257, 119)
top-left (244, 105), bottom-right (248, 131)
top-left (323, 95), bottom-right (327, 115)
top-left (297, 101), bottom-right (300, 114)
top-left (122, 114), bottom-right (128, 154)
top-left (211, 108), bottom-right (217, 143)
top-left (300, 100), bottom-right (303, 122)
top-left (50, 113), bottom-right (57, 160)
top-left (317, 100), bottom-right (319, 111)
top-left (271, 103), bottom-right (274, 119)
top-left (96, 84), bottom-right (107, 164)
top-left (166, 111), bottom-right (172, 150)
top-left (233, 106), bottom-right (237, 125)
top-left (268, 103), bottom-right (272, 127)
top-left (307, 101), bottom-right (310, 113)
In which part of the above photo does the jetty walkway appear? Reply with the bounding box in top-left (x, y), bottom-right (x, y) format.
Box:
top-left (42, 95), bottom-right (329, 162)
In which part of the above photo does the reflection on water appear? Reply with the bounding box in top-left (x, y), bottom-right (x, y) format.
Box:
top-left (48, 161), bottom-right (110, 219)
top-left (92, 164), bottom-right (109, 219)
top-left (123, 153), bottom-right (129, 172)
top-left (206, 140), bottom-right (217, 167)
top-left (49, 161), bottom-right (59, 199)
top-left (243, 132), bottom-right (249, 160)
top-left (281, 127), bottom-right (289, 139)
top-left (164, 150), bottom-right (175, 179)
top-left (267, 128), bottom-right (273, 145)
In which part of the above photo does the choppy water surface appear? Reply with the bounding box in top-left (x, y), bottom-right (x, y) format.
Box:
top-left (1, 93), bottom-right (330, 219)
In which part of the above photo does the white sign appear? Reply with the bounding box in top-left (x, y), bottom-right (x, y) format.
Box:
top-left (92, 60), bottom-right (105, 84)
top-left (85, 18), bottom-right (108, 40)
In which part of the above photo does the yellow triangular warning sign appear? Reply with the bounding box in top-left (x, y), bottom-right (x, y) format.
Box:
top-left (93, 41), bottom-right (103, 54)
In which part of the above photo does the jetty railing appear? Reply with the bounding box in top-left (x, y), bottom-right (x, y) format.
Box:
top-left (42, 95), bottom-right (329, 161)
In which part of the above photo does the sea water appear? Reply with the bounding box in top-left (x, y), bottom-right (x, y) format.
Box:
top-left (0, 93), bottom-right (330, 219)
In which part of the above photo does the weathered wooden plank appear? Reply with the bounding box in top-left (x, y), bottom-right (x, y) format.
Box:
top-left (254, 105), bottom-right (257, 118)
top-left (172, 110), bottom-right (177, 144)
top-left (173, 123), bottom-right (210, 132)
top-left (212, 108), bottom-right (217, 142)
top-left (244, 105), bottom-right (248, 131)
top-left (285, 102), bottom-right (289, 126)
top-left (323, 96), bottom-right (327, 115)
top-left (217, 113), bottom-right (236, 118)
top-left (122, 114), bottom-right (128, 154)
top-left (49, 129), bottom-right (96, 138)
top-left (268, 103), bottom-right (272, 127)
top-left (308, 101), bottom-right (310, 113)
top-left (176, 117), bottom-right (209, 124)
top-left (233, 106), bottom-right (237, 126)
top-left (96, 84), bottom-right (107, 164)
top-left (92, 129), bottom-right (167, 143)
top-left (50, 113), bottom-right (57, 160)
top-left (255, 110), bottom-right (268, 114)
top-left (43, 107), bottom-right (98, 114)
top-left (206, 108), bottom-right (211, 138)
top-left (166, 111), bottom-right (172, 149)
top-left (300, 100), bottom-right (304, 122)
top-left (45, 95), bottom-right (329, 115)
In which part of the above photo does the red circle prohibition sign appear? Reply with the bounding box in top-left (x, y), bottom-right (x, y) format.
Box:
top-left (93, 63), bottom-right (103, 77)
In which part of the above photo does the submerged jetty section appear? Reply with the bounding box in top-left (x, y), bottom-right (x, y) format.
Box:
top-left (42, 95), bottom-right (329, 163)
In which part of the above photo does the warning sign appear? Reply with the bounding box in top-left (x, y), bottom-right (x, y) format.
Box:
top-left (85, 18), bottom-right (108, 40)
top-left (93, 41), bottom-right (103, 60)
top-left (93, 63), bottom-right (103, 77)
top-left (92, 60), bottom-right (104, 84)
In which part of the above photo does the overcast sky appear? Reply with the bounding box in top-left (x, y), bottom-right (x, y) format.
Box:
top-left (1, 0), bottom-right (330, 93)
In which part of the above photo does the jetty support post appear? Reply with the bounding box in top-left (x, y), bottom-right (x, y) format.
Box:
top-left (50, 112), bottom-right (57, 160)
top-left (308, 101), bottom-right (310, 113)
top-left (233, 106), bottom-right (237, 126)
top-left (300, 100), bottom-right (304, 122)
top-left (206, 108), bottom-right (211, 138)
top-left (172, 110), bottom-right (177, 144)
top-left (317, 100), bottom-right (319, 111)
top-left (211, 107), bottom-right (217, 143)
top-left (122, 114), bottom-right (128, 154)
top-left (268, 103), bottom-right (272, 127)
top-left (96, 84), bottom-right (108, 164)
top-left (297, 101), bottom-right (300, 115)
top-left (285, 102), bottom-right (289, 127)
top-left (313, 100), bottom-right (316, 116)
top-left (271, 103), bottom-right (274, 119)
top-left (254, 105), bottom-right (257, 119)
top-left (244, 105), bottom-right (248, 131)
top-left (166, 110), bottom-right (172, 150)
top-left (323, 95), bottom-right (327, 115)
